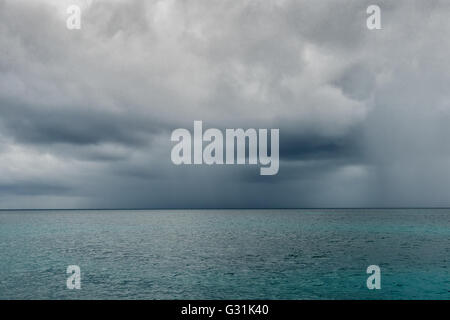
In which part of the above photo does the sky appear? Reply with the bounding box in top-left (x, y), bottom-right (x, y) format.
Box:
top-left (1, 0), bottom-right (450, 209)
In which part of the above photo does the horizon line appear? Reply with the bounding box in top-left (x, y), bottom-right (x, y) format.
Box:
top-left (1, 207), bottom-right (450, 211)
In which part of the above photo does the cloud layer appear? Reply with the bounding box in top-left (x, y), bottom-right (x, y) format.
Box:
top-left (1, 0), bottom-right (450, 208)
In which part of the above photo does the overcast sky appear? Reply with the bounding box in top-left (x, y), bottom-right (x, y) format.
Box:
top-left (1, 0), bottom-right (450, 209)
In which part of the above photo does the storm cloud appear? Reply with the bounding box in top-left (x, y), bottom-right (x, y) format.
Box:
top-left (1, 0), bottom-right (450, 208)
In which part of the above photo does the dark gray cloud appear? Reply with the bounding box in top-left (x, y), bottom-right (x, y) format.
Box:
top-left (1, 0), bottom-right (450, 208)
top-left (280, 127), bottom-right (363, 162)
top-left (0, 98), bottom-right (165, 146)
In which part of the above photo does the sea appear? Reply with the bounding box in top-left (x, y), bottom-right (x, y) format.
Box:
top-left (0, 209), bottom-right (449, 299)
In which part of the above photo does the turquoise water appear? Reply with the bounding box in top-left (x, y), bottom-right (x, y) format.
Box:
top-left (0, 209), bottom-right (449, 299)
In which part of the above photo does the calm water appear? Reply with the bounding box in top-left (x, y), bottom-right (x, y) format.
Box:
top-left (0, 209), bottom-right (449, 299)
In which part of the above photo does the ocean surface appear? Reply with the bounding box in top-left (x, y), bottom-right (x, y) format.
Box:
top-left (0, 209), bottom-right (449, 300)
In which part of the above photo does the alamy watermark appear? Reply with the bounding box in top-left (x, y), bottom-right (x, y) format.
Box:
top-left (171, 121), bottom-right (279, 175)
top-left (66, 5), bottom-right (81, 30)
top-left (367, 5), bottom-right (382, 30)
top-left (66, 265), bottom-right (81, 289)
top-left (366, 265), bottom-right (381, 290)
